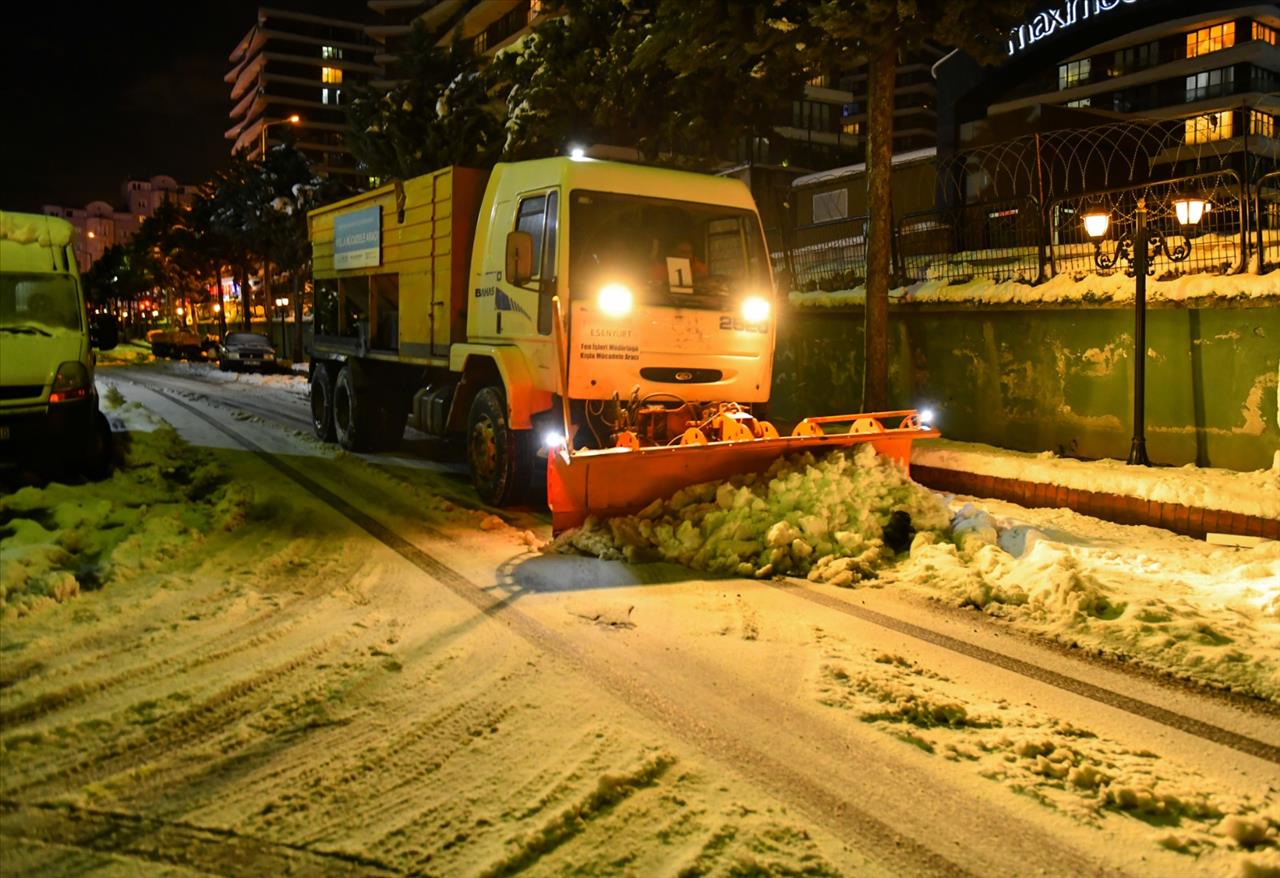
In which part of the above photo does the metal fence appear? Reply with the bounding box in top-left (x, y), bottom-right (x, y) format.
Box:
top-left (772, 112), bottom-right (1279, 293)
top-left (896, 197), bottom-right (1043, 284)
top-left (1048, 170), bottom-right (1245, 279)
top-left (786, 215), bottom-right (869, 292)
top-left (1258, 171), bottom-right (1280, 274)
top-left (774, 176), bottom-right (1277, 292)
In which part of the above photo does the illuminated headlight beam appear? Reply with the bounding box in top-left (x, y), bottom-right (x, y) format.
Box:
top-left (741, 295), bottom-right (770, 323)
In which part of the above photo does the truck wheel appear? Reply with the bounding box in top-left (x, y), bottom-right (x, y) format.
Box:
top-left (310, 364), bottom-right (337, 442)
top-left (467, 387), bottom-right (531, 506)
top-left (332, 365), bottom-right (378, 451)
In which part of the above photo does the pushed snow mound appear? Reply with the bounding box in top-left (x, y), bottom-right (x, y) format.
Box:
top-left (547, 445), bottom-right (951, 584)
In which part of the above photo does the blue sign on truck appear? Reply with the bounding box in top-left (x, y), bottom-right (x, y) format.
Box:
top-left (333, 205), bottom-right (381, 269)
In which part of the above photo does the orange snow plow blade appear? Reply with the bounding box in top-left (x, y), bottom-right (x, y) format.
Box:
top-left (547, 410), bottom-right (939, 533)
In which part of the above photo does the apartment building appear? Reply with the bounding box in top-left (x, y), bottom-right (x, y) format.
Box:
top-left (42, 176), bottom-right (198, 271)
top-left (225, 7), bottom-right (382, 180)
top-left (943, 1), bottom-right (1279, 159)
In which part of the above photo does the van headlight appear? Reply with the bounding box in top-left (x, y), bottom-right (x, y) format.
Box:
top-left (597, 283), bottom-right (633, 317)
top-left (741, 295), bottom-right (771, 323)
top-left (49, 361), bottom-right (90, 403)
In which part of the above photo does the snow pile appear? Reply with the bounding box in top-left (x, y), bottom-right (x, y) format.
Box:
top-left (899, 503), bottom-right (1280, 701)
top-left (789, 267), bottom-right (1280, 308)
top-left (549, 445), bottom-right (951, 583)
top-left (914, 439), bottom-right (1280, 520)
top-left (0, 403), bottom-right (256, 617)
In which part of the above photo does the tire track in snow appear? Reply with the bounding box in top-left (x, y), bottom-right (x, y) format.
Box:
top-left (0, 593), bottom-right (314, 728)
top-left (0, 799), bottom-right (395, 876)
top-left (768, 580), bottom-right (1280, 765)
top-left (3, 635), bottom-right (351, 799)
top-left (138, 383), bottom-right (1098, 878)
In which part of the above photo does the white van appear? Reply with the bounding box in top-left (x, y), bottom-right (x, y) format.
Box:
top-left (1, 210), bottom-right (117, 474)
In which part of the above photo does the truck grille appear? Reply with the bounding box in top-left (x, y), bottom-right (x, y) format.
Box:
top-left (639, 368), bottom-right (723, 384)
top-left (0, 385), bottom-right (43, 400)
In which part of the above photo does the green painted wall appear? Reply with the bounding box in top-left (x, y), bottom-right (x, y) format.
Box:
top-left (772, 302), bottom-right (1280, 471)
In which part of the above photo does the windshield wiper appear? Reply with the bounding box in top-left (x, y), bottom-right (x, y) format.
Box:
top-left (0, 324), bottom-right (54, 337)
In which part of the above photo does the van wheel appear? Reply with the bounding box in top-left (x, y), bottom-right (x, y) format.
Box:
top-left (467, 387), bottom-right (531, 506)
top-left (84, 412), bottom-right (113, 480)
top-left (310, 364), bottom-right (337, 442)
top-left (332, 365), bottom-right (378, 451)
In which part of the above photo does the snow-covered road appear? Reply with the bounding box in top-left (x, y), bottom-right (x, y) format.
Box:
top-left (1, 361), bottom-right (1276, 876)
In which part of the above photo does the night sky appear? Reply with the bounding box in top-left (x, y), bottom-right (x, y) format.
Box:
top-left (2, 1), bottom-right (367, 213)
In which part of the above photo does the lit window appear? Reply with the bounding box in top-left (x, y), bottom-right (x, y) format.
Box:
top-left (807, 72), bottom-right (830, 88)
top-left (322, 87), bottom-right (331, 104)
top-left (1187, 22), bottom-right (1236, 57)
top-left (1254, 21), bottom-right (1278, 45)
top-left (474, 31), bottom-right (488, 53)
top-left (1066, 97), bottom-right (1092, 108)
top-left (322, 45), bottom-right (343, 60)
top-left (322, 66), bottom-right (343, 84)
top-left (1058, 59), bottom-right (1091, 90)
top-left (1251, 110), bottom-right (1276, 138)
top-left (528, 0), bottom-right (543, 22)
top-left (841, 119), bottom-right (860, 136)
top-left (1185, 111), bottom-right (1235, 144)
top-left (1185, 67), bottom-right (1234, 101)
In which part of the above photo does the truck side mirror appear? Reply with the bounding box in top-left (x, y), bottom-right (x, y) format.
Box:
top-left (91, 313), bottom-right (120, 351)
top-left (506, 231), bottom-right (534, 287)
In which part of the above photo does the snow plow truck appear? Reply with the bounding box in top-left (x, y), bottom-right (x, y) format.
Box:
top-left (307, 157), bottom-right (937, 531)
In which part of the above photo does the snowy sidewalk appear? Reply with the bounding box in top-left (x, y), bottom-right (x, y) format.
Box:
top-left (911, 440), bottom-right (1279, 541)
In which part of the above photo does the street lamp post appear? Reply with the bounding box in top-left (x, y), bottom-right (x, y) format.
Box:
top-left (274, 296), bottom-right (289, 359)
top-left (1082, 194), bottom-right (1207, 466)
top-left (258, 113), bottom-right (301, 160)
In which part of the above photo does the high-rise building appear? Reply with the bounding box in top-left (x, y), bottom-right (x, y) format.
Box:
top-left (225, 7), bottom-right (382, 180)
top-left (42, 176), bottom-right (198, 271)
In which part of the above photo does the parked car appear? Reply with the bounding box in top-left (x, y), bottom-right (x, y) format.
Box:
top-left (217, 332), bottom-right (277, 373)
top-left (147, 326), bottom-right (204, 359)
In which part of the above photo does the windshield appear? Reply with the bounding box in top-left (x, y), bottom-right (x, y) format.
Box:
top-left (569, 190), bottom-right (769, 307)
top-left (227, 333), bottom-right (269, 346)
top-left (0, 273), bottom-right (83, 332)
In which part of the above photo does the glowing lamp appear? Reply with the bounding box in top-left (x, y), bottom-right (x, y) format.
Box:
top-left (597, 282), bottom-right (633, 317)
top-left (1082, 212), bottom-right (1110, 239)
top-left (741, 296), bottom-right (771, 323)
top-left (1173, 198), bottom-right (1208, 226)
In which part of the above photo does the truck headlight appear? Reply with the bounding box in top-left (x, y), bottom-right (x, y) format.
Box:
top-left (597, 283), bottom-right (633, 317)
top-left (741, 295), bottom-right (770, 323)
top-left (49, 361), bottom-right (90, 403)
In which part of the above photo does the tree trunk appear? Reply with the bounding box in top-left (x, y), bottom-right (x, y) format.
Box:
top-left (215, 267), bottom-right (228, 339)
top-left (237, 265), bottom-right (251, 330)
top-left (862, 39), bottom-right (896, 413)
top-left (291, 270), bottom-right (304, 364)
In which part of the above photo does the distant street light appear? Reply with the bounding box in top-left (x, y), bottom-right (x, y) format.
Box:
top-left (259, 113), bottom-right (302, 160)
top-left (1083, 193), bottom-right (1208, 466)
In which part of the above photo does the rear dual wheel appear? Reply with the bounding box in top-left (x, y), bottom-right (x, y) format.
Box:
top-left (328, 364), bottom-right (404, 452)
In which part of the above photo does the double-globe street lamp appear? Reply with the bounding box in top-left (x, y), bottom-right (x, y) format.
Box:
top-left (259, 113), bottom-right (301, 160)
top-left (1081, 194), bottom-right (1208, 466)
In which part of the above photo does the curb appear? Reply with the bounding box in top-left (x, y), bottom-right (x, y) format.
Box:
top-left (911, 464), bottom-right (1279, 541)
